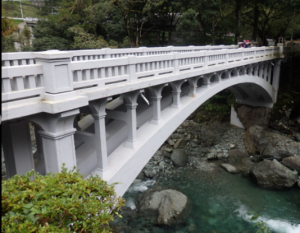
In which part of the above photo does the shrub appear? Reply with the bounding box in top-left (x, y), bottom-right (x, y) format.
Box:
top-left (1, 165), bottom-right (125, 232)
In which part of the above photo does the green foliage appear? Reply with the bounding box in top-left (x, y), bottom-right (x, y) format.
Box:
top-left (119, 36), bottom-right (132, 48)
top-left (2, 165), bottom-right (125, 232)
top-left (32, 19), bottom-right (74, 51)
top-left (200, 89), bottom-right (236, 113)
top-left (68, 26), bottom-right (110, 49)
top-left (249, 212), bottom-right (271, 233)
top-left (2, 1), bottom-right (42, 18)
top-left (109, 39), bottom-right (119, 48)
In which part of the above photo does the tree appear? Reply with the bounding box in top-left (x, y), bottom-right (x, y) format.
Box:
top-left (2, 3), bottom-right (18, 52)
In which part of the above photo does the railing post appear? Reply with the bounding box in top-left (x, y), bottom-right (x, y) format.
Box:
top-left (167, 45), bottom-right (174, 54)
top-left (223, 49), bottom-right (229, 64)
top-left (128, 55), bottom-right (137, 81)
top-left (188, 45), bottom-right (195, 52)
top-left (139, 47), bottom-right (147, 56)
top-left (34, 50), bottom-right (73, 94)
top-left (104, 48), bottom-right (112, 58)
top-left (277, 43), bottom-right (284, 58)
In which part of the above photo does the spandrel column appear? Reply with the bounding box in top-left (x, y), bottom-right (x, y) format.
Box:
top-left (89, 98), bottom-right (109, 178)
top-left (149, 84), bottom-right (167, 125)
top-left (122, 90), bottom-right (142, 149)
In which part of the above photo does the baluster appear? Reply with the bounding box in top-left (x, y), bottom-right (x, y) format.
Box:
top-left (100, 68), bottom-right (105, 78)
top-left (142, 63), bottom-right (145, 72)
top-left (115, 66), bottom-right (119, 76)
top-left (75, 70), bottom-right (82, 82)
top-left (92, 68), bottom-right (98, 79)
top-left (120, 66), bottom-right (125, 75)
top-left (156, 61), bottom-right (160, 69)
top-left (86, 70), bottom-right (91, 80)
top-left (25, 75), bottom-right (36, 89)
top-left (13, 60), bottom-right (18, 66)
top-left (2, 78), bottom-right (12, 92)
top-left (21, 59), bottom-right (27, 65)
top-left (4, 61), bottom-right (10, 66)
top-left (108, 67), bottom-right (112, 77)
top-left (15, 76), bottom-right (25, 91)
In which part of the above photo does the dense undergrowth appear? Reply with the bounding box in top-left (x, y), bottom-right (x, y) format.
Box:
top-left (1, 166), bottom-right (125, 233)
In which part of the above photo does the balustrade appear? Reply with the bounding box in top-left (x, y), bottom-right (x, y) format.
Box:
top-left (1, 46), bottom-right (286, 119)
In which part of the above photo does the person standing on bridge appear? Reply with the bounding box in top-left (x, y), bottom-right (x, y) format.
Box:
top-left (239, 40), bottom-right (246, 48)
top-left (244, 40), bottom-right (251, 48)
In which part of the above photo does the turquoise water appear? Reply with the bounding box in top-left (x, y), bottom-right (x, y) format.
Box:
top-left (120, 166), bottom-right (300, 233)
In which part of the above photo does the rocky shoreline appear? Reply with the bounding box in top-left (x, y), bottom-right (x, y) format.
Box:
top-left (111, 105), bottom-right (300, 232)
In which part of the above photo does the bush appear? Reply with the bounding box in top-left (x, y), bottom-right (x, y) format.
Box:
top-left (1, 165), bottom-right (125, 232)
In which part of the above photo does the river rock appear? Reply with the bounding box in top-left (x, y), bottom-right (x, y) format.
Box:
top-left (144, 168), bottom-right (157, 178)
top-left (171, 149), bottom-right (188, 167)
top-left (138, 189), bottom-right (190, 225)
top-left (220, 164), bottom-right (239, 173)
top-left (250, 160), bottom-right (298, 189)
top-left (245, 125), bottom-right (300, 160)
top-left (174, 138), bottom-right (187, 149)
top-left (282, 155), bottom-right (300, 173)
top-left (168, 139), bottom-right (175, 146)
top-left (207, 152), bottom-right (217, 160)
top-left (236, 105), bottom-right (272, 130)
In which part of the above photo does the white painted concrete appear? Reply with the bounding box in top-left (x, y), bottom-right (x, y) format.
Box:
top-left (230, 105), bottom-right (244, 129)
top-left (1, 46), bottom-right (289, 196)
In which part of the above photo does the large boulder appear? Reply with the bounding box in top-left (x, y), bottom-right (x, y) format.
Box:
top-left (245, 125), bottom-right (300, 160)
top-left (250, 160), bottom-right (298, 189)
top-left (171, 149), bottom-right (188, 167)
top-left (282, 155), bottom-right (300, 173)
top-left (236, 105), bottom-right (272, 130)
top-left (138, 189), bottom-right (191, 225)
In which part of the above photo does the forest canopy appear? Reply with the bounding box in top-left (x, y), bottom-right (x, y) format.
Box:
top-left (2, 0), bottom-right (300, 51)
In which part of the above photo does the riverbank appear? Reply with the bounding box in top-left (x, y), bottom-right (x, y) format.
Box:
top-left (111, 113), bottom-right (300, 233)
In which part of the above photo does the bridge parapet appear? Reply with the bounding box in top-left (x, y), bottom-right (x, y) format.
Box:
top-left (2, 45), bottom-right (238, 67)
top-left (2, 46), bottom-right (285, 122)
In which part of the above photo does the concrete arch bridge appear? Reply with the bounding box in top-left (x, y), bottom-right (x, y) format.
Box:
top-left (1, 45), bottom-right (290, 196)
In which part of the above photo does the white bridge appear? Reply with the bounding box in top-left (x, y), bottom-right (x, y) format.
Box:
top-left (1, 45), bottom-right (289, 196)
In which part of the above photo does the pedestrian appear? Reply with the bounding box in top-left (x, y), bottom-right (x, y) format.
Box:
top-left (239, 40), bottom-right (246, 48)
top-left (245, 40), bottom-right (251, 48)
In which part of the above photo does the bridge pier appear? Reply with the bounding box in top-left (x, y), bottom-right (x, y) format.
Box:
top-left (2, 120), bottom-right (35, 178)
top-left (30, 109), bottom-right (79, 173)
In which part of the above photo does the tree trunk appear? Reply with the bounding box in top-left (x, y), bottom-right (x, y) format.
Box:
top-left (212, 15), bottom-right (215, 45)
top-left (235, 0), bottom-right (241, 45)
top-left (252, 3), bottom-right (258, 41)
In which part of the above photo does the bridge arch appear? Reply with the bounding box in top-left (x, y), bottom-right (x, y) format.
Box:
top-left (102, 73), bottom-right (275, 196)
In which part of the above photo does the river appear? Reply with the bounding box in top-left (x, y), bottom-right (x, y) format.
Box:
top-left (113, 121), bottom-right (300, 233)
